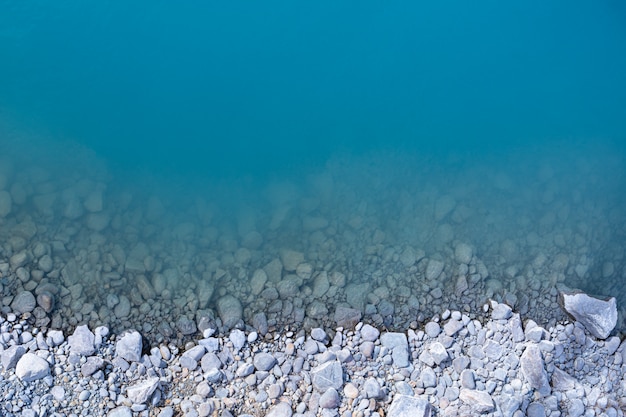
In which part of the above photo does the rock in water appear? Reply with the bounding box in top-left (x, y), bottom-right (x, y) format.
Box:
top-left (217, 295), bottom-right (243, 329)
top-left (559, 290), bottom-right (617, 339)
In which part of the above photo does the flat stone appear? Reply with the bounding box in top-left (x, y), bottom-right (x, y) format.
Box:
top-left (229, 329), bottom-right (246, 350)
top-left (459, 389), bottom-right (495, 413)
top-left (311, 360), bottom-right (343, 392)
top-left (559, 290), bottom-right (617, 339)
top-left (520, 345), bottom-right (550, 395)
top-left (115, 330), bottom-right (143, 362)
top-left (81, 356), bottom-right (104, 377)
top-left (388, 395), bottom-right (432, 417)
top-left (15, 353), bottom-right (50, 382)
top-left (550, 367), bottom-right (577, 391)
top-left (460, 369), bottom-right (475, 389)
top-left (425, 259), bottom-right (445, 280)
top-left (127, 377), bottom-right (159, 404)
top-left (526, 402), bottom-right (546, 417)
top-left (68, 325), bottom-right (96, 356)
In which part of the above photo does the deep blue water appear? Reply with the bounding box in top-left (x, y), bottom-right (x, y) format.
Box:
top-left (1, 0), bottom-right (625, 176)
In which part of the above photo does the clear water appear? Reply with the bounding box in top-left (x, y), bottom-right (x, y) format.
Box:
top-left (0, 1), bottom-right (625, 338)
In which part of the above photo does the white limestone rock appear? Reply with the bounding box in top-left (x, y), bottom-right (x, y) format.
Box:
top-left (15, 353), bottom-right (50, 382)
top-left (559, 290), bottom-right (617, 339)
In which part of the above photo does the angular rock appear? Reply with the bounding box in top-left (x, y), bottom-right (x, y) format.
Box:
top-left (559, 290), bottom-right (617, 339)
top-left (81, 356), bottom-right (105, 377)
top-left (319, 387), bottom-right (341, 409)
top-left (361, 324), bottom-right (380, 342)
top-left (108, 406), bottom-right (132, 417)
top-left (126, 377), bottom-right (159, 404)
top-left (459, 389), bottom-right (495, 413)
top-left (363, 377), bottom-right (384, 399)
top-left (429, 342), bottom-right (449, 365)
top-left (68, 325), bottom-right (96, 356)
top-left (115, 330), bottom-right (143, 362)
top-left (491, 302), bottom-right (513, 320)
top-left (1, 345), bottom-right (26, 370)
top-left (15, 353), bottom-right (50, 382)
top-left (216, 295), bottom-right (243, 329)
top-left (388, 395), bottom-right (432, 417)
top-left (280, 249), bottom-right (304, 272)
top-left (311, 360), bottom-right (343, 392)
top-left (520, 345), bottom-right (550, 395)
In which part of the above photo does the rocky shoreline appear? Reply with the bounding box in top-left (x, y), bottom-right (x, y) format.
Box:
top-left (1, 295), bottom-right (624, 417)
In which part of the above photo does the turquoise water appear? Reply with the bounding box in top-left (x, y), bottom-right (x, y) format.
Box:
top-left (0, 1), bottom-right (625, 337)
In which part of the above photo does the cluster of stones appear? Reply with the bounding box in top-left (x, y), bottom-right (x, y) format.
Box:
top-left (1, 296), bottom-right (624, 416)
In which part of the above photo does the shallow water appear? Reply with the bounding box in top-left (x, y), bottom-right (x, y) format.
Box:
top-left (0, 1), bottom-right (625, 340)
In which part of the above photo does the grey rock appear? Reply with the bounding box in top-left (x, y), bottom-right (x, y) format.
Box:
top-left (229, 329), bottom-right (246, 350)
top-left (364, 377), bottom-right (384, 399)
top-left (176, 316), bottom-right (196, 335)
top-left (157, 407), bottom-right (175, 417)
top-left (236, 363), bottom-right (255, 377)
top-left (1, 345), bottom-right (25, 370)
top-left (179, 355), bottom-right (199, 370)
top-left (520, 345), bottom-right (550, 395)
top-left (15, 352), bottom-right (50, 382)
top-left (81, 356), bottom-right (104, 377)
top-left (509, 313), bottom-right (525, 343)
top-left (183, 345), bottom-right (206, 361)
top-left (311, 328), bottom-right (328, 342)
top-left (484, 340), bottom-right (503, 360)
top-left (68, 325), bottom-right (96, 356)
top-left (568, 398), bottom-right (585, 417)
top-left (266, 401), bottom-right (293, 417)
top-left (459, 389), bottom-right (495, 413)
top-left (127, 377), bottom-right (160, 404)
top-left (526, 402), bottom-right (546, 417)
top-left (443, 319), bottom-right (464, 336)
top-left (47, 329), bottom-right (65, 346)
top-left (11, 290), bottom-right (36, 314)
top-left (345, 283), bottom-right (370, 310)
top-left (108, 406), bottom-right (133, 417)
top-left (491, 302), bottom-right (513, 320)
top-left (559, 290), bottom-right (617, 339)
top-left (603, 336), bottom-right (621, 355)
top-left (361, 324), bottom-right (380, 342)
top-left (114, 295), bottom-right (131, 319)
top-left (498, 394), bottom-right (522, 417)
top-left (424, 322), bottom-right (441, 338)
top-left (420, 367), bottom-right (437, 388)
top-left (388, 395), bottom-right (432, 417)
top-left (253, 352), bottom-right (276, 371)
top-left (381, 332), bottom-right (409, 367)
top-left (311, 360), bottom-right (343, 392)
top-left (252, 312), bottom-right (268, 335)
top-left (319, 387), bottom-right (341, 408)
top-left (425, 259), bottom-right (444, 280)
top-left (201, 352), bottom-right (222, 372)
top-left (333, 306), bottom-right (362, 328)
top-left (217, 295), bottom-right (243, 329)
top-left (550, 367), bottom-right (577, 391)
top-left (429, 342), bottom-right (448, 365)
top-left (460, 369), bottom-right (475, 389)
top-left (115, 330), bottom-right (143, 362)
top-left (453, 356), bottom-right (470, 373)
